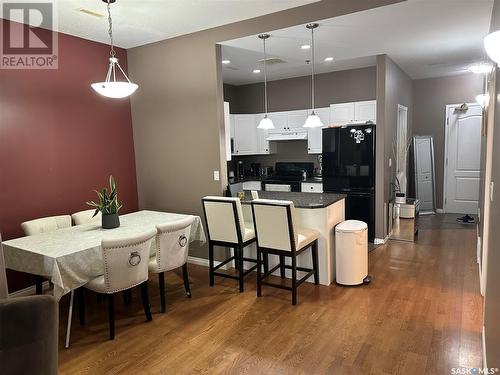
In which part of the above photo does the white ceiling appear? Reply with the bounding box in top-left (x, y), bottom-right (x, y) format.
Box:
top-left (221, 0), bottom-right (494, 85)
top-left (3, 0), bottom-right (318, 49)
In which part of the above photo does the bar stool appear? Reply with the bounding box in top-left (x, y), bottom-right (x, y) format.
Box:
top-left (202, 196), bottom-right (258, 292)
top-left (251, 199), bottom-right (319, 305)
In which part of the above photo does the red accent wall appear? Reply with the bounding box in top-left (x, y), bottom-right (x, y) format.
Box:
top-left (0, 20), bottom-right (138, 291)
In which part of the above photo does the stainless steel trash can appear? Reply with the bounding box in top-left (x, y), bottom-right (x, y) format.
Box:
top-left (335, 220), bottom-right (369, 286)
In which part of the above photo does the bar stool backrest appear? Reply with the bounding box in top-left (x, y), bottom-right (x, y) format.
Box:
top-left (202, 196), bottom-right (245, 244)
top-left (251, 199), bottom-right (297, 252)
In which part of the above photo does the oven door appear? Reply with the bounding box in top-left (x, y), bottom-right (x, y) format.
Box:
top-left (265, 183), bottom-right (292, 192)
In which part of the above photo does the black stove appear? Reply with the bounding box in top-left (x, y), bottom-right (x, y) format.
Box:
top-left (262, 162), bottom-right (314, 192)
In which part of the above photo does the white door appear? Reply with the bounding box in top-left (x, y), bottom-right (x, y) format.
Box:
top-left (287, 110), bottom-right (308, 129)
top-left (445, 103), bottom-right (483, 214)
top-left (415, 136), bottom-right (435, 212)
top-left (307, 107), bottom-right (330, 154)
top-left (355, 100), bottom-right (376, 122)
top-left (233, 114), bottom-right (258, 155)
top-left (330, 103), bottom-right (355, 124)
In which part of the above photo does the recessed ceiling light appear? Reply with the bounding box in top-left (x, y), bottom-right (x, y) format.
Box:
top-left (222, 59), bottom-right (231, 64)
top-left (253, 69), bottom-right (261, 74)
top-left (301, 44), bottom-right (311, 50)
top-left (324, 57), bottom-right (334, 62)
top-left (468, 62), bottom-right (492, 74)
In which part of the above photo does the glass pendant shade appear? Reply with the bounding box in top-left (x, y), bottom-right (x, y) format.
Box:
top-left (91, 0), bottom-right (138, 99)
top-left (258, 115), bottom-right (274, 129)
top-left (476, 93), bottom-right (489, 108)
top-left (484, 30), bottom-right (500, 64)
top-left (304, 112), bottom-right (324, 128)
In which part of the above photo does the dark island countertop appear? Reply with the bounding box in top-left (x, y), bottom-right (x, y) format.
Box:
top-left (240, 191), bottom-right (345, 209)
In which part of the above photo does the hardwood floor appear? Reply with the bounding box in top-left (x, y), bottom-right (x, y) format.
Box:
top-left (58, 214), bottom-right (483, 374)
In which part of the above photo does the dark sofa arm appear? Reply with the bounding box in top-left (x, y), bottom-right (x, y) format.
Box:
top-left (0, 295), bottom-right (58, 375)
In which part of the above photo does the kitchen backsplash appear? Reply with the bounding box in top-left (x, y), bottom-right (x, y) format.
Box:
top-left (228, 140), bottom-right (320, 176)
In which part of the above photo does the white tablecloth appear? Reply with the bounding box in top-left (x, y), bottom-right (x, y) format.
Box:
top-left (3, 210), bottom-right (206, 299)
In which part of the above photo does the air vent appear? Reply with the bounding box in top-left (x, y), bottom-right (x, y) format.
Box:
top-left (79, 8), bottom-right (105, 18)
top-left (257, 57), bottom-right (287, 65)
top-left (225, 66), bottom-right (239, 70)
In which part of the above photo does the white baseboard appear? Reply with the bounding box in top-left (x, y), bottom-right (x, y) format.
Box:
top-left (436, 208), bottom-right (445, 214)
top-left (8, 281), bottom-right (50, 298)
top-left (374, 235), bottom-right (389, 245)
top-left (188, 256), bottom-right (229, 270)
top-left (482, 326), bottom-right (487, 368)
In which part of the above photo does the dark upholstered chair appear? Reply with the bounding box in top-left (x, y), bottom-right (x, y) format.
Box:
top-left (0, 296), bottom-right (59, 375)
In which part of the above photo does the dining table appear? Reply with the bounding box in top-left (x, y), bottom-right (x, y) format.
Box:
top-left (2, 210), bottom-right (206, 347)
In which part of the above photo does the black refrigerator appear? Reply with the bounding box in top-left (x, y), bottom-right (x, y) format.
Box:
top-left (322, 124), bottom-right (376, 241)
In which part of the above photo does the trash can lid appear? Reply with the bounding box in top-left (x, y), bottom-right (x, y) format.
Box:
top-left (336, 220), bottom-right (368, 232)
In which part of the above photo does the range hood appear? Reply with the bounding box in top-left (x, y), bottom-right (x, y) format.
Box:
top-left (266, 129), bottom-right (308, 141)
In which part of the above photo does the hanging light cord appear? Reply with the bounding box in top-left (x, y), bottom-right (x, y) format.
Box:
top-left (263, 36), bottom-right (268, 116)
top-left (107, 0), bottom-right (115, 58)
top-left (311, 26), bottom-right (315, 113)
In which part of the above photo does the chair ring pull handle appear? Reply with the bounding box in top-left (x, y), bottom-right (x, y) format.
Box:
top-left (179, 235), bottom-right (188, 247)
top-left (129, 251), bottom-right (141, 266)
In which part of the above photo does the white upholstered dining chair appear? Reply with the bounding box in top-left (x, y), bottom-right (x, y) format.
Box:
top-left (21, 215), bottom-right (72, 294)
top-left (251, 199), bottom-right (319, 305)
top-left (71, 209), bottom-right (101, 225)
top-left (201, 196), bottom-right (259, 292)
top-left (82, 228), bottom-right (156, 340)
top-left (149, 217), bottom-right (194, 313)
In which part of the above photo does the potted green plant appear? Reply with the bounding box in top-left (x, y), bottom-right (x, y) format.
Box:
top-left (86, 175), bottom-right (123, 229)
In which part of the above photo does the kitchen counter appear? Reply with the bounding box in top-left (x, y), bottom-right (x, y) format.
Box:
top-left (241, 191), bottom-right (344, 209)
top-left (238, 190), bottom-right (345, 286)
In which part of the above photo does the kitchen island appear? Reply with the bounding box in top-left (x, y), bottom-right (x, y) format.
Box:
top-left (239, 191), bottom-right (345, 286)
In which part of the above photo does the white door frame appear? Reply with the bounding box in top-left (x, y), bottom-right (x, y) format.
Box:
top-left (443, 103), bottom-right (480, 213)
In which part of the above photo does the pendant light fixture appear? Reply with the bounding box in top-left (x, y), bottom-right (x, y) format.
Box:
top-left (304, 23), bottom-right (323, 128)
top-left (484, 30), bottom-right (500, 65)
top-left (257, 33), bottom-right (275, 129)
top-left (91, 0), bottom-right (138, 99)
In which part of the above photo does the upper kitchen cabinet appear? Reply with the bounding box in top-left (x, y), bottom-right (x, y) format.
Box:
top-left (232, 113), bottom-right (276, 155)
top-left (267, 112), bottom-right (288, 129)
top-left (255, 114), bottom-right (277, 155)
top-left (233, 114), bottom-right (258, 155)
top-left (330, 102), bottom-right (355, 124)
top-left (287, 110), bottom-right (308, 129)
top-left (330, 100), bottom-right (376, 125)
top-left (307, 107), bottom-right (330, 154)
top-left (355, 100), bottom-right (377, 122)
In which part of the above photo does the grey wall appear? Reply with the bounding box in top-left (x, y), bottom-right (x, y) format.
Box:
top-left (376, 55), bottom-right (414, 239)
top-left (412, 74), bottom-right (483, 209)
top-left (224, 66), bottom-right (376, 114)
top-left (127, 0), bottom-right (401, 258)
top-left (484, 0), bottom-right (500, 367)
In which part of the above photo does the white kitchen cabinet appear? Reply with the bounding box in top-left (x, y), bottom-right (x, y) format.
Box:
top-left (267, 112), bottom-right (288, 130)
top-left (330, 100), bottom-right (376, 125)
top-left (301, 182), bottom-right (323, 193)
top-left (242, 181), bottom-right (261, 191)
top-left (355, 100), bottom-right (376, 122)
top-left (287, 110), bottom-right (308, 129)
top-left (330, 103), bottom-right (355, 124)
top-left (233, 114), bottom-right (258, 155)
top-left (255, 114), bottom-right (276, 155)
top-left (307, 107), bottom-right (330, 154)
top-left (224, 102), bottom-right (232, 161)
